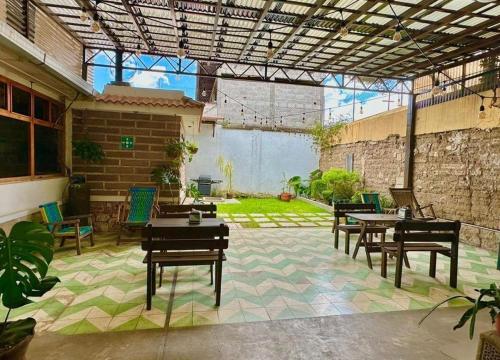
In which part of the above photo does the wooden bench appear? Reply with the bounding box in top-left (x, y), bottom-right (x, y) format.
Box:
top-left (380, 220), bottom-right (460, 288)
top-left (332, 203), bottom-right (388, 255)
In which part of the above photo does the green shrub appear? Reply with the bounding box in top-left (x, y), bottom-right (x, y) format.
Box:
top-left (310, 179), bottom-right (327, 200)
top-left (380, 194), bottom-right (395, 209)
top-left (321, 168), bottom-right (361, 201)
top-left (309, 169), bottom-right (323, 181)
top-left (321, 190), bottom-right (333, 202)
top-left (351, 190), bottom-right (364, 204)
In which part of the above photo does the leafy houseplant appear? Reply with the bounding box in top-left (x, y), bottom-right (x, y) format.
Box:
top-left (165, 139), bottom-right (198, 166)
top-left (216, 156), bottom-right (234, 199)
top-left (0, 222), bottom-right (60, 360)
top-left (73, 138), bottom-right (105, 163)
top-left (151, 165), bottom-right (180, 201)
top-left (183, 183), bottom-right (201, 204)
top-left (287, 176), bottom-right (303, 197)
top-left (419, 283), bottom-right (500, 339)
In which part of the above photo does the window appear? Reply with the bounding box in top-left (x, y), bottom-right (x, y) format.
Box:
top-left (0, 76), bottom-right (64, 179)
top-left (35, 96), bottom-right (50, 121)
top-left (12, 86), bottom-right (31, 116)
top-left (0, 115), bottom-right (30, 178)
top-left (35, 125), bottom-right (61, 175)
top-left (0, 82), bottom-right (7, 110)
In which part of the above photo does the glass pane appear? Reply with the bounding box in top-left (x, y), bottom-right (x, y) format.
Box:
top-left (35, 124), bottom-right (61, 175)
top-left (0, 115), bottom-right (30, 177)
top-left (34, 96), bottom-right (50, 121)
top-left (0, 82), bottom-right (6, 110)
top-left (12, 86), bottom-right (31, 116)
top-left (50, 103), bottom-right (63, 123)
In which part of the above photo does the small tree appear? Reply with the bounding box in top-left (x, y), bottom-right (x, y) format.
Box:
top-left (216, 156), bottom-right (234, 196)
top-left (309, 118), bottom-right (348, 150)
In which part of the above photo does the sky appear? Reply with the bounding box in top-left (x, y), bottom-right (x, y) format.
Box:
top-left (91, 52), bottom-right (408, 122)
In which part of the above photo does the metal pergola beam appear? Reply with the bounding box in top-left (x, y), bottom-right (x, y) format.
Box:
top-left (120, 0), bottom-right (152, 52)
top-left (75, 0), bottom-right (122, 49)
top-left (208, 0), bottom-right (222, 59)
top-left (237, 0), bottom-right (274, 61)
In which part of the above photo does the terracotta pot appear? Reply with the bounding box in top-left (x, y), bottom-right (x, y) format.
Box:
top-left (280, 193), bottom-right (292, 202)
top-left (495, 314), bottom-right (500, 335)
top-left (0, 335), bottom-right (33, 360)
top-left (226, 193), bottom-right (234, 199)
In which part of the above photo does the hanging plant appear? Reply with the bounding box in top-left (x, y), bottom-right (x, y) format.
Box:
top-left (165, 139), bottom-right (198, 165)
top-left (73, 138), bottom-right (105, 163)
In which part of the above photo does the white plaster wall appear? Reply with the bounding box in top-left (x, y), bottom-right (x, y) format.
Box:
top-left (186, 124), bottom-right (319, 194)
top-left (0, 177), bottom-right (68, 225)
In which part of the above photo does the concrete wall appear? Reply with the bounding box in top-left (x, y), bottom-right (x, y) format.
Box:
top-left (319, 91), bottom-right (500, 249)
top-left (217, 79), bottom-right (324, 129)
top-left (186, 124), bottom-right (319, 194)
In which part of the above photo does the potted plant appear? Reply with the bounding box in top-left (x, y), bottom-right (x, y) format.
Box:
top-left (0, 222), bottom-right (60, 360)
top-left (419, 283), bottom-right (500, 339)
top-left (279, 173), bottom-right (292, 202)
top-left (165, 139), bottom-right (198, 166)
top-left (216, 156), bottom-right (235, 199)
top-left (182, 182), bottom-right (201, 204)
top-left (151, 165), bottom-right (180, 203)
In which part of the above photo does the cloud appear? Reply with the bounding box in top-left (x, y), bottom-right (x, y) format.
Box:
top-left (127, 65), bottom-right (170, 89)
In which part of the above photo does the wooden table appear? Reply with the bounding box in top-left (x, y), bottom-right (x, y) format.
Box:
top-left (142, 218), bottom-right (229, 308)
top-left (346, 213), bottom-right (402, 269)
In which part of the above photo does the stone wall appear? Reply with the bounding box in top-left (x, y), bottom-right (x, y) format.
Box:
top-left (217, 79), bottom-right (324, 129)
top-left (72, 109), bottom-right (181, 231)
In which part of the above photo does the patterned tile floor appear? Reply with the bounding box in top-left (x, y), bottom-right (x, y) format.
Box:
top-left (219, 212), bottom-right (332, 228)
top-left (2, 228), bottom-right (499, 335)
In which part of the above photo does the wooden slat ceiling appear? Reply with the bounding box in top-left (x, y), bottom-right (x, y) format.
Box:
top-left (37, 0), bottom-right (500, 79)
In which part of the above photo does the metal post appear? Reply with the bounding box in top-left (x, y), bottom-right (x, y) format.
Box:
top-left (115, 50), bottom-right (123, 83)
top-left (82, 46), bottom-right (88, 81)
top-left (403, 81), bottom-right (416, 188)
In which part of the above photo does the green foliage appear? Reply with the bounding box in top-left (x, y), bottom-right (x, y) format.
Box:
top-left (287, 176), bottom-right (302, 196)
top-left (309, 169), bottom-right (323, 181)
top-left (350, 190), bottom-right (364, 204)
top-left (321, 190), bottom-right (333, 202)
top-left (150, 166), bottom-right (179, 185)
top-left (419, 283), bottom-right (500, 340)
top-left (73, 139), bottom-right (105, 163)
top-left (321, 168), bottom-right (361, 201)
top-left (309, 121), bottom-right (347, 150)
top-left (216, 156), bottom-right (234, 194)
top-left (185, 183), bottom-right (201, 203)
top-left (0, 222), bottom-right (60, 349)
top-left (380, 194), bottom-right (395, 209)
top-left (310, 179), bottom-right (327, 200)
top-left (165, 139), bottom-right (198, 165)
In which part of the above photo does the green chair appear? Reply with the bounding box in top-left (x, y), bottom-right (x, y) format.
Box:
top-left (362, 192), bottom-right (396, 214)
top-left (117, 186), bottom-right (158, 244)
top-left (39, 202), bottom-right (94, 255)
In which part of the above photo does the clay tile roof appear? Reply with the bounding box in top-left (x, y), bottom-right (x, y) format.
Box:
top-left (94, 94), bottom-right (204, 109)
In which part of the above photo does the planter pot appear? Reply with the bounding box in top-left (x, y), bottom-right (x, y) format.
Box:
top-left (226, 193), bottom-right (234, 199)
top-left (0, 335), bottom-right (33, 360)
top-left (496, 314), bottom-right (500, 335)
top-left (280, 193), bottom-right (292, 202)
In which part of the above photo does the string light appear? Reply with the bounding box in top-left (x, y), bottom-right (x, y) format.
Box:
top-left (360, 104), bottom-right (364, 114)
top-left (91, 14), bottom-right (100, 33)
top-left (201, 89), bottom-right (207, 97)
top-left (80, 8), bottom-right (89, 22)
top-left (478, 97), bottom-right (486, 119)
top-left (431, 79), bottom-right (443, 95)
top-left (134, 44), bottom-right (141, 57)
top-left (338, 11), bottom-right (348, 38)
top-left (392, 25), bottom-right (402, 42)
top-left (224, 95), bottom-right (227, 104)
top-left (266, 30), bottom-right (274, 60)
top-left (302, 113), bottom-right (305, 123)
top-left (177, 40), bottom-right (186, 59)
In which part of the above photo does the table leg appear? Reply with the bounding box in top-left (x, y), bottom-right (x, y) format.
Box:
top-left (146, 252), bottom-right (152, 310)
top-left (395, 241), bottom-right (404, 288)
top-left (152, 263), bottom-right (156, 296)
top-left (363, 222), bottom-right (373, 269)
top-left (352, 222), bottom-right (366, 260)
top-left (450, 240), bottom-right (459, 288)
top-left (215, 249), bottom-right (223, 306)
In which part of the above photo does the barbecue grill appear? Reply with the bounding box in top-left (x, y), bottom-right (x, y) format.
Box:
top-left (191, 175), bottom-right (222, 196)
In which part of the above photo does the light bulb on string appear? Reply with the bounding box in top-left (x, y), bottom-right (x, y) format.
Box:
top-left (254, 113), bottom-right (257, 122)
top-left (177, 40), bottom-right (186, 59)
top-left (478, 97), bottom-right (486, 119)
top-left (80, 8), bottom-right (89, 22)
top-left (280, 116), bottom-right (283, 125)
top-left (431, 79), bottom-right (443, 96)
top-left (338, 11), bottom-right (348, 38)
top-left (392, 25), bottom-right (402, 42)
top-left (360, 104), bottom-right (364, 115)
top-left (135, 44), bottom-right (141, 57)
top-left (91, 13), bottom-right (100, 33)
top-left (302, 113), bottom-right (305, 123)
top-left (202, 89), bottom-right (207, 97)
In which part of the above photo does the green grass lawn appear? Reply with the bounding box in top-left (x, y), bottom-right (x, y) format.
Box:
top-left (217, 197), bottom-right (329, 215)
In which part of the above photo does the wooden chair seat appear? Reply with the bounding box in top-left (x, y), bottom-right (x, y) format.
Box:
top-left (337, 224), bottom-right (388, 234)
top-left (381, 242), bottom-right (451, 254)
top-left (143, 250), bottom-right (227, 265)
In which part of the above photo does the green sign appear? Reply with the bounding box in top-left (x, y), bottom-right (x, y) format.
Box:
top-left (121, 136), bottom-right (134, 150)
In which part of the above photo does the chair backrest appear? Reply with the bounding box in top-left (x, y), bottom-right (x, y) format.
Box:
top-left (361, 192), bottom-right (382, 213)
top-left (333, 203), bottom-right (376, 218)
top-left (39, 202), bottom-right (64, 231)
top-left (394, 220), bottom-right (460, 243)
top-left (142, 223), bottom-right (229, 251)
top-left (158, 203), bottom-right (217, 218)
top-left (389, 188), bottom-right (423, 217)
top-left (126, 187), bottom-right (158, 224)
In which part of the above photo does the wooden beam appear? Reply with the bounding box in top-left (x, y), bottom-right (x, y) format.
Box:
top-left (337, 1), bottom-right (484, 73)
top-left (76, 0), bottom-right (122, 49)
top-left (270, 0), bottom-right (328, 59)
top-left (237, 0), bottom-right (274, 61)
top-left (208, 0), bottom-right (222, 59)
top-left (120, 0), bottom-right (153, 51)
top-left (404, 87), bottom-right (416, 188)
top-left (168, 0), bottom-right (179, 45)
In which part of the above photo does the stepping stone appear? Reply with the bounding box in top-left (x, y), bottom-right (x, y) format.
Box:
top-left (315, 213), bottom-right (329, 216)
top-left (283, 213), bottom-right (298, 217)
top-left (228, 223), bottom-right (242, 229)
top-left (305, 217), bottom-right (322, 221)
top-left (317, 222), bottom-right (332, 226)
top-left (233, 218), bottom-right (251, 222)
top-left (249, 213), bottom-right (266, 217)
top-left (302, 213), bottom-right (317, 216)
top-left (253, 218), bottom-right (271, 223)
top-left (259, 222), bottom-right (279, 228)
top-left (233, 214), bottom-right (247, 217)
top-left (271, 217), bottom-right (288, 222)
top-left (298, 222), bottom-right (318, 227)
top-left (268, 213), bottom-right (281, 216)
top-left (218, 213), bottom-right (229, 217)
top-left (223, 218), bottom-right (233, 223)
top-left (289, 218), bottom-right (305, 222)
top-left (277, 222), bottom-right (298, 227)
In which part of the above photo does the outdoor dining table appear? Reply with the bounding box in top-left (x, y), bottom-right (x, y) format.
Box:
top-left (142, 218), bottom-right (229, 309)
top-left (345, 213), bottom-right (402, 269)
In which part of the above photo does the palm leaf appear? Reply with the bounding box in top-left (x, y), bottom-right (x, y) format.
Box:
top-left (418, 295), bottom-right (474, 326)
top-left (0, 222), bottom-right (60, 310)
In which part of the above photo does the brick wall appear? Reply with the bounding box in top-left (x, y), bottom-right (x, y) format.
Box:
top-left (72, 109), bottom-right (181, 231)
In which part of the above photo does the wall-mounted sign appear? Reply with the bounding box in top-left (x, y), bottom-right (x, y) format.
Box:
top-left (121, 136), bottom-right (134, 150)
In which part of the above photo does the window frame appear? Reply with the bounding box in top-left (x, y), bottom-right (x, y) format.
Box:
top-left (0, 74), bottom-right (65, 183)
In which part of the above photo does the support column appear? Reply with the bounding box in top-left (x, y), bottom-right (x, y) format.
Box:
top-left (81, 46), bottom-right (88, 81)
top-left (115, 50), bottom-right (123, 83)
top-left (404, 82), bottom-right (416, 188)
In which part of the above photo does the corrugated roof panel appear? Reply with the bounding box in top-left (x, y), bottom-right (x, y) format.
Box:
top-left (458, 17), bottom-right (488, 27)
top-left (420, 11), bottom-right (448, 22)
top-left (364, 15), bottom-right (392, 26)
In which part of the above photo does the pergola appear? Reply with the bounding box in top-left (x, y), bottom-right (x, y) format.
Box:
top-left (31, 0), bottom-right (500, 95)
top-left (26, 0), bottom-right (500, 187)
